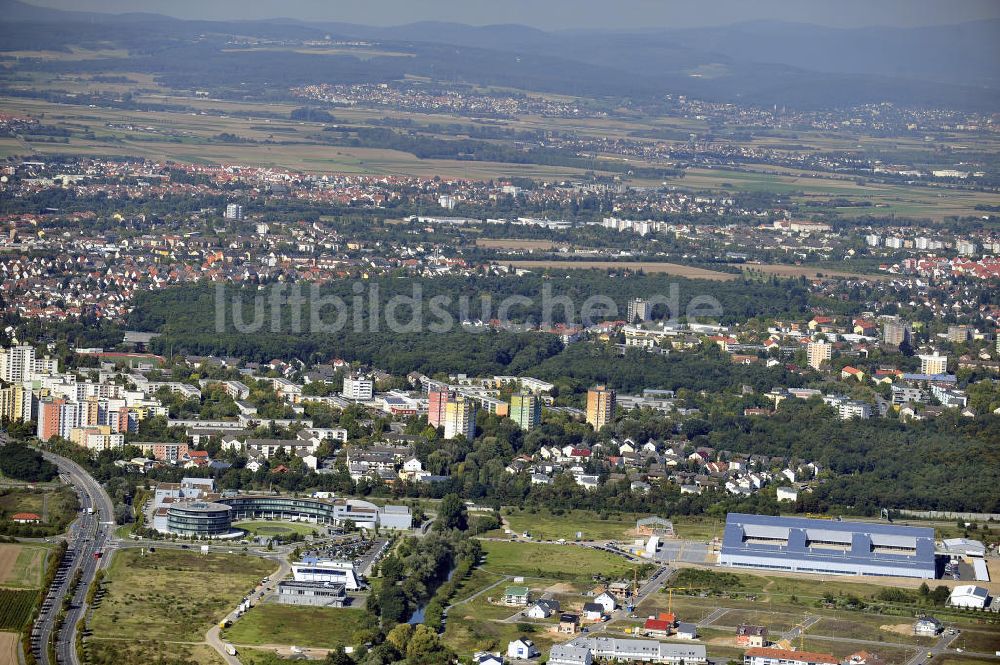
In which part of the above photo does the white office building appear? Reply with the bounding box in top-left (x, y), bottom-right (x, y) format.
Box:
top-left (224, 203), bottom-right (244, 220)
top-left (291, 558), bottom-right (362, 590)
top-left (343, 375), bottom-right (374, 401)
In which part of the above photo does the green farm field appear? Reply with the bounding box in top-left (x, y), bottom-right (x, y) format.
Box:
top-left (2, 91), bottom-right (998, 220)
top-left (0, 589), bottom-right (37, 631)
top-left (0, 543), bottom-right (50, 588)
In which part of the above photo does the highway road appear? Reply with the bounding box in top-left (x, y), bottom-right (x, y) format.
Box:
top-left (23, 445), bottom-right (116, 665)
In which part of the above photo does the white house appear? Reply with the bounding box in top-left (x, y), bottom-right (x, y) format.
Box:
top-left (582, 602), bottom-right (604, 621)
top-left (948, 585), bottom-right (990, 609)
top-left (913, 616), bottom-right (941, 636)
top-left (524, 600), bottom-right (559, 619)
top-left (776, 486), bottom-right (798, 502)
top-left (675, 622), bottom-right (698, 640)
top-left (593, 592), bottom-right (617, 614)
top-left (507, 639), bottom-right (540, 660)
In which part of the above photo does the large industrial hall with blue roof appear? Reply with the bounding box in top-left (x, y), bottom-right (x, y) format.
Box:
top-left (718, 513), bottom-right (937, 579)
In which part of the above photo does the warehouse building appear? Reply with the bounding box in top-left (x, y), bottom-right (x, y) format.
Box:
top-left (719, 513), bottom-right (936, 579)
top-left (276, 580), bottom-right (347, 607)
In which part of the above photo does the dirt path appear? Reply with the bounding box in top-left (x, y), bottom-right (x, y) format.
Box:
top-left (237, 643), bottom-right (332, 658)
top-left (881, 623), bottom-right (918, 637)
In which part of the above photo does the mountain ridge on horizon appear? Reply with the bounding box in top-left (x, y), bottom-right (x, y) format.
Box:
top-left (1, 0), bottom-right (997, 110)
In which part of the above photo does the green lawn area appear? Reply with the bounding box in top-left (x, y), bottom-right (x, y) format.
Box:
top-left (0, 543), bottom-right (50, 588)
top-left (952, 628), bottom-right (1000, 654)
top-left (802, 637), bottom-right (913, 665)
top-left (449, 567), bottom-right (507, 605)
top-left (443, 613), bottom-right (562, 657)
top-left (443, 593), bottom-right (563, 657)
top-left (811, 616), bottom-right (934, 646)
top-left (719, 608), bottom-right (801, 633)
top-left (667, 568), bottom-right (933, 608)
top-left (646, 568), bottom-right (977, 651)
top-left (234, 520), bottom-right (323, 537)
top-left (84, 639), bottom-right (226, 665)
top-left (936, 658), bottom-right (1000, 665)
top-left (502, 508), bottom-right (644, 541)
top-left (0, 486), bottom-right (79, 535)
top-left (223, 605), bottom-right (373, 649)
top-left (89, 549), bottom-right (275, 642)
top-left (638, 593), bottom-right (724, 624)
top-left (670, 516), bottom-right (724, 541)
top-left (238, 648), bottom-right (301, 665)
top-left (479, 540), bottom-right (640, 581)
top-left (0, 490), bottom-right (44, 516)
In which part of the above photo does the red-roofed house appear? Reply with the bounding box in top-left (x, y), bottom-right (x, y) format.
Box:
top-left (11, 512), bottom-right (41, 523)
top-left (841, 366), bottom-right (865, 381)
top-left (808, 316), bottom-right (835, 331)
top-left (744, 647), bottom-right (840, 665)
top-left (643, 618), bottom-right (672, 637)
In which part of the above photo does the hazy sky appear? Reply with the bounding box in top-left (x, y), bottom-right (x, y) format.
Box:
top-left (26, 0), bottom-right (1000, 29)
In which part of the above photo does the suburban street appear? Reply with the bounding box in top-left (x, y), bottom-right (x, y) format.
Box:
top-left (905, 630), bottom-right (960, 665)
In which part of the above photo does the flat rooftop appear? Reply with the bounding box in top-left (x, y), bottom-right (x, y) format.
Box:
top-left (721, 513), bottom-right (936, 574)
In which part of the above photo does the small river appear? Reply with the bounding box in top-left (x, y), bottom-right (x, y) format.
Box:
top-left (407, 565), bottom-right (457, 624)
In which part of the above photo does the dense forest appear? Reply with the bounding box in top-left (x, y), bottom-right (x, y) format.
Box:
top-left (318, 125), bottom-right (681, 176)
top-left (0, 441), bottom-right (57, 482)
top-left (125, 275), bottom-right (816, 377)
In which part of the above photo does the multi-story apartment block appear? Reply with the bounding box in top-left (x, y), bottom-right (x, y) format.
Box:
top-left (586, 386), bottom-right (616, 430)
top-left (882, 320), bottom-right (910, 347)
top-left (442, 395), bottom-right (476, 440)
top-left (806, 340), bottom-right (832, 370)
top-left (509, 393), bottom-right (542, 431)
top-left (919, 352), bottom-right (948, 376)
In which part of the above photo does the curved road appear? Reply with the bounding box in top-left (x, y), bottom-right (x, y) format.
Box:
top-left (27, 447), bottom-right (116, 665)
